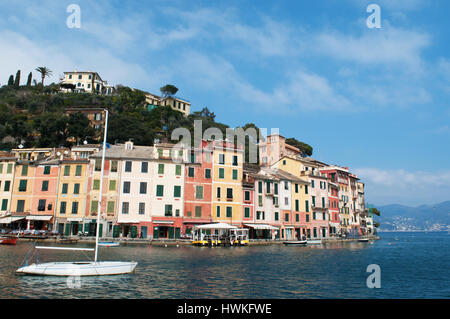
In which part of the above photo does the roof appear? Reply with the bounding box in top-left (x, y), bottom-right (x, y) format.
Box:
top-left (90, 145), bottom-right (155, 160)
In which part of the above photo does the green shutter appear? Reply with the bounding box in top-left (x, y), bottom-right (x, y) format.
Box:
top-left (232, 169), bottom-right (238, 180)
top-left (109, 180), bottom-right (116, 191)
top-left (75, 165), bottom-right (82, 176)
top-left (176, 165), bottom-right (181, 176)
top-left (216, 206), bottom-right (220, 217)
top-left (21, 165), bottom-right (28, 176)
top-left (107, 201), bottom-right (115, 213)
top-left (244, 207), bottom-right (250, 218)
top-left (226, 206), bottom-right (232, 218)
top-left (174, 185), bottom-right (181, 198)
top-left (93, 180), bottom-right (100, 190)
top-left (306, 200), bottom-right (309, 212)
top-left (1, 199), bottom-right (8, 211)
top-left (153, 227), bottom-right (159, 239)
top-left (275, 212), bottom-right (279, 221)
top-left (156, 185), bottom-right (164, 197)
top-left (7, 164), bottom-right (13, 174)
top-left (62, 183), bottom-right (68, 194)
top-left (64, 165), bottom-right (70, 176)
top-left (168, 227), bottom-right (174, 239)
top-left (130, 226), bottom-right (137, 238)
top-left (219, 168), bottom-right (224, 179)
top-left (175, 228), bottom-right (180, 239)
top-left (65, 223), bottom-right (70, 236)
top-left (205, 169), bottom-right (211, 178)
top-left (44, 166), bottom-right (51, 174)
top-left (19, 180), bottom-right (27, 191)
top-left (158, 164), bottom-right (164, 174)
top-left (84, 223), bottom-right (90, 233)
top-left (91, 201), bottom-right (98, 213)
top-left (99, 224), bottom-right (103, 237)
top-left (113, 225), bottom-right (119, 238)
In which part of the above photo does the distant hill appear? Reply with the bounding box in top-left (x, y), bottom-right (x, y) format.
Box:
top-left (377, 201), bottom-right (450, 231)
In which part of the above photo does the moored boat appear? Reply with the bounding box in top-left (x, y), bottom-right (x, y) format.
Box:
top-left (0, 236), bottom-right (18, 245)
top-left (358, 238), bottom-right (369, 242)
top-left (98, 241), bottom-right (120, 247)
top-left (283, 240), bottom-right (307, 246)
top-left (307, 239), bottom-right (323, 245)
top-left (16, 261), bottom-right (137, 276)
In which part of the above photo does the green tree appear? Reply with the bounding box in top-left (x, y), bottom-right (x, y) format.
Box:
top-left (371, 208), bottom-right (381, 216)
top-left (160, 84), bottom-right (179, 98)
top-left (26, 72), bottom-right (32, 87)
top-left (7, 75), bottom-right (14, 86)
top-left (285, 137), bottom-right (313, 156)
top-left (33, 113), bottom-right (68, 147)
top-left (35, 67), bottom-right (53, 88)
top-left (14, 70), bottom-right (21, 88)
top-left (67, 112), bottom-right (96, 145)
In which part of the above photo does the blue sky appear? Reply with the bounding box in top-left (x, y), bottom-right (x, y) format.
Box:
top-left (0, 0), bottom-right (449, 206)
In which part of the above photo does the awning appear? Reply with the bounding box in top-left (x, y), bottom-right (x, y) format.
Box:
top-left (26, 215), bottom-right (53, 221)
top-left (67, 217), bottom-right (83, 222)
top-left (244, 224), bottom-right (279, 230)
top-left (117, 220), bottom-right (140, 224)
top-left (194, 222), bottom-right (237, 230)
top-left (283, 226), bottom-right (295, 229)
top-left (153, 220), bottom-right (174, 225)
top-left (0, 216), bottom-right (25, 224)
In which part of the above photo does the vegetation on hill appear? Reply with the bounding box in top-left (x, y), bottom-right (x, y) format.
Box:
top-left (285, 137), bottom-right (313, 156)
top-left (0, 72), bottom-right (313, 163)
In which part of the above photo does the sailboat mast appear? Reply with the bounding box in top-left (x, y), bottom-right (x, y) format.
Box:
top-left (94, 109), bottom-right (109, 262)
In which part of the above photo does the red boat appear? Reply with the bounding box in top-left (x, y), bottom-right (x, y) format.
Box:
top-left (0, 236), bottom-right (18, 245)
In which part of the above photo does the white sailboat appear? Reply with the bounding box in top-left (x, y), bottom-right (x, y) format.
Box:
top-left (16, 109), bottom-right (137, 276)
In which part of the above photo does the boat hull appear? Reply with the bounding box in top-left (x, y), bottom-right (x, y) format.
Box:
top-left (0, 237), bottom-right (18, 245)
top-left (98, 242), bottom-right (120, 247)
top-left (307, 240), bottom-right (323, 245)
top-left (283, 241), bottom-right (307, 246)
top-left (16, 261), bottom-right (137, 276)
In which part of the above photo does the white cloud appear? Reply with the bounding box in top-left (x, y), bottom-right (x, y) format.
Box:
top-left (354, 167), bottom-right (450, 205)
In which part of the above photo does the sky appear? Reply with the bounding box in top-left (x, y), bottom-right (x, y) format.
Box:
top-left (0, 0), bottom-right (449, 206)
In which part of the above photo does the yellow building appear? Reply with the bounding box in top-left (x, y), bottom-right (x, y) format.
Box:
top-left (0, 154), bottom-right (17, 216)
top-left (210, 140), bottom-right (244, 226)
top-left (55, 159), bottom-right (90, 236)
top-left (60, 70), bottom-right (114, 94)
top-left (144, 92), bottom-right (191, 116)
top-left (10, 161), bottom-right (36, 215)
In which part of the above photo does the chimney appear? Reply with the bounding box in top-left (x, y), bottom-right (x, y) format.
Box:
top-left (125, 140), bottom-right (134, 150)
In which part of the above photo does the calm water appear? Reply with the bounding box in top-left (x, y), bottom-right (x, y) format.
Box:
top-left (0, 232), bottom-right (449, 299)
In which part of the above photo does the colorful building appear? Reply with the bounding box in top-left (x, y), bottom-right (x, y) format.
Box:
top-left (0, 153), bottom-right (16, 217)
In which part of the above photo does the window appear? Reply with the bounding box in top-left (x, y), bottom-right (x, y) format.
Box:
top-left (176, 165), bottom-right (182, 176)
top-left (232, 155), bottom-right (238, 166)
top-left (306, 214), bottom-right (310, 222)
top-left (7, 164), bottom-right (12, 174)
top-left (205, 169), bottom-right (211, 179)
top-left (305, 185), bottom-right (309, 194)
top-left (107, 201), bottom-right (115, 214)
top-left (74, 183), bottom-right (80, 194)
top-left (122, 202), bottom-right (129, 214)
top-left (175, 209), bottom-right (180, 217)
top-left (109, 180), bottom-right (116, 191)
top-left (63, 165), bottom-right (70, 176)
top-left (226, 206), bottom-right (232, 218)
top-left (285, 181), bottom-right (289, 190)
top-left (91, 201), bottom-right (98, 213)
top-left (123, 181), bottom-right (131, 194)
top-left (60, 202), bottom-right (66, 215)
top-left (226, 188), bottom-right (233, 199)
top-left (244, 207), bottom-right (250, 218)
top-left (244, 191), bottom-right (250, 201)
top-left (195, 206), bottom-right (202, 217)
top-left (232, 169), bottom-right (238, 180)
top-left (93, 179), bottom-right (100, 190)
top-left (305, 200), bottom-right (310, 212)
top-left (266, 182), bottom-right (271, 193)
top-left (156, 185), bottom-right (164, 197)
top-left (258, 195), bottom-right (263, 206)
top-left (258, 181), bottom-right (263, 193)
top-left (188, 167), bottom-right (194, 177)
top-left (19, 180), bottom-right (27, 192)
top-left (125, 161), bottom-right (132, 172)
top-left (295, 199), bottom-right (299, 212)
top-left (1, 199), bottom-right (7, 211)
top-left (274, 183), bottom-right (278, 195)
top-left (139, 203), bottom-right (145, 215)
top-left (111, 160), bottom-right (118, 172)
top-left (17, 200), bottom-right (25, 213)
top-left (21, 165), bottom-right (28, 176)
top-left (219, 168), bottom-right (224, 179)
top-left (158, 164), bottom-right (164, 174)
top-left (38, 199), bottom-right (46, 211)
top-left (78, 74), bottom-right (82, 79)
top-left (75, 165), bottom-right (82, 176)
top-left (141, 162), bottom-right (148, 173)
top-left (139, 182), bottom-right (147, 194)
top-left (174, 185), bottom-right (181, 198)
top-left (295, 183), bottom-right (299, 193)
top-left (4, 181), bottom-right (10, 192)
top-left (195, 186), bottom-right (203, 199)
top-left (322, 197), bottom-right (326, 208)
top-left (43, 166), bottom-right (51, 175)
top-left (312, 196), bottom-right (316, 207)
top-left (219, 154), bottom-right (225, 164)
top-left (285, 197), bottom-right (289, 206)
top-left (296, 214), bottom-right (300, 222)
top-left (217, 187), bottom-right (221, 198)
top-left (216, 206), bottom-right (220, 217)
top-left (165, 205), bottom-right (173, 216)
top-left (313, 212), bottom-right (316, 220)
top-left (285, 213), bottom-right (289, 222)
top-left (71, 202), bottom-right (78, 215)
top-left (95, 160), bottom-right (102, 171)
top-left (42, 181), bottom-right (49, 191)
top-left (62, 183), bottom-right (68, 194)
top-left (311, 180), bottom-right (315, 188)
top-left (274, 212), bottom-right (279, 221)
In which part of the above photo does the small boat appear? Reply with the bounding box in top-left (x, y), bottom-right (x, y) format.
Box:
top-left (98, 241), bottom-right (120, 247)
top-left (307, 239), bottom-right (323, 245)
top-left (358, 238), bottom-right (369, 242)
top-left (283, 240), bottom-right (307, 246)
top-left (0, 236), bottom-right (18, 245)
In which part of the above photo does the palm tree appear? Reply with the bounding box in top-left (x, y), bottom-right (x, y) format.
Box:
top-left (35, 67), bottom-right (52, 88)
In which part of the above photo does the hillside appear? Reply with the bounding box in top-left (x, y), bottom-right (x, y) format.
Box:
top-left (377, 201), bottom-right (450, 231)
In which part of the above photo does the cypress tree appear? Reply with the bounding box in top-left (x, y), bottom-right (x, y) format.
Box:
top-left (7, 75), bottom-right (14, 86)
top-left (26, 72), bottom-right (32, 87)
top-left (14, 70), bottom-right (21, 87)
